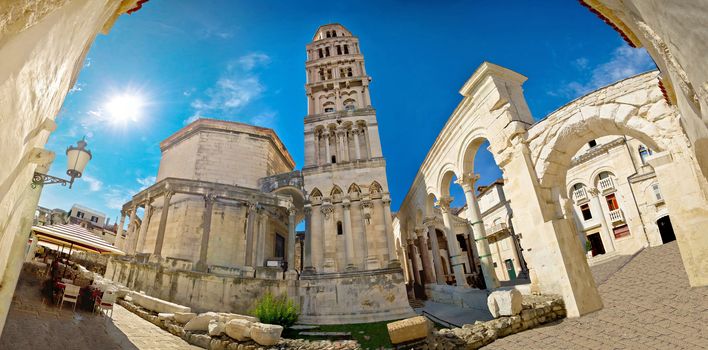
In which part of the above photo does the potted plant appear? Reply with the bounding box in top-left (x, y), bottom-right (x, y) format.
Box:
top-left (585, 240), bottom-right (593, 258)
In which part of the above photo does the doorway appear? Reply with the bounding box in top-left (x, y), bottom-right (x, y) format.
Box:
top-left (657, 216), bottom-right (676, 244)
top-left (505, 259), bottom-right (516, 280)
top-left (587, 232), bottom-right (606, 256)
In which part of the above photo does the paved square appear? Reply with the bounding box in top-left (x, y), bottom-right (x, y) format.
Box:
top-left (487, 242), bottom-right (708, 349)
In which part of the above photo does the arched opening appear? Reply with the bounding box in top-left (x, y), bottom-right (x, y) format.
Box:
top-left (657, 216), bottom-right (676, 244)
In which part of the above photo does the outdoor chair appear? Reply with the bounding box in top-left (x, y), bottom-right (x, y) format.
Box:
top-left (60, 284), bottom-right (81, 311)
top-left (95, 290), bottom-right (117, 318)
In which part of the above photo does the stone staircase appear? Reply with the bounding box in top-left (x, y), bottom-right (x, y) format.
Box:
top-left (409, 299), bottom-right (425, 309)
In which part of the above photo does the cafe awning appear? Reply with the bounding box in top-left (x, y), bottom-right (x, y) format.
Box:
top-left (31, 224), bottom-right (125, 255)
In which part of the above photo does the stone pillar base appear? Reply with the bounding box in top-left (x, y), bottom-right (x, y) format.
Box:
top-left (323, 258), bottom-right (337, 273)
top-left (365, 256), bottom-right (381, 270)
top-left (345, 264), bottom-right (358, 271)
top-left (285, 270), bottom-right (298, 280)
top-left (387, 259), bottom-right (401, 268)
top-left (301, 266), bottom-right (317, 275)
top-left (240, 266), bottom-right (255, 278)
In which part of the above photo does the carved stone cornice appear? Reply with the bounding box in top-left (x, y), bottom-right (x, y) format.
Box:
top-left (320, 204), bottom-right (334, 219)
top-left (436, 196), bottom-right (453, 213)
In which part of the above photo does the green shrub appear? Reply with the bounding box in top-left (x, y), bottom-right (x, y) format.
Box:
top-left (585, 240), bottom-right (592, 252)
top-left (252, 292), bottom-right (299, 328)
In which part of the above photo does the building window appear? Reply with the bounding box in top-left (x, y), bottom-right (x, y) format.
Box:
top-left (326, 31), bottom-right (331, 38)
top-left (652, 183), bottom-right (663, 201)
top-left (331, 155), bottom-right (337, 164)
top-left (336, 45), bottom-right (342, 55)
top-left (90, 216), bottom-right (98, 223)
top-left (344, 45), bottom-right (349, 54)
top-left (318, 48), bottom-right (323, 58)
top-left (344, 104), bottom-right (355, 111)
top-left (337, 221), bottom-right (343, 235)
top-left (347, 67), bottom-right (353, 77)
top-left (326, 69), bottom-right (333, 80)
top-left (605, 193), bottom-right (619, 211)
top-left (588, 140), bottom-right (597, 148)
top-left (639, 145), bottom-right (653, 164)
top-left (613, 224), bottom-right (630, 239)
top-left (275, 234), bottom-right (285, 258)
top-left (325, 47), bottom-right (330, 57)
top-left (77, 211), bottom-right (85, 219)
top-left (324, 107), bottom-right (335, 113)
top-left (580, 204), bottom-right (592, 221)
top-left (332, 31), bottom-right (337, 37)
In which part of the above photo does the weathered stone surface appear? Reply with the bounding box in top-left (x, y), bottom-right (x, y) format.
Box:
top-left (184, 311), bottom-right (218, 331)
top-left (189, 333), bottom-right (211, 348)
top-left (250, 322), bottom-right (283, 346)
top-left (174, 312), bottom-right (197, 324)
top-left (130, 292), bottom-right (191, 314)
top-left (158, 312), bottom-right (175, 321)
top-left (224, 319), bottom-right (252, 341)
top-left (487, 289), bottom-right (522, 317)
top-left (217, 312), bottom-right (259, 324)
top-left (386, 315), bottom-right (430, 344)
top-left (208, 319), bottom-right (225, 336)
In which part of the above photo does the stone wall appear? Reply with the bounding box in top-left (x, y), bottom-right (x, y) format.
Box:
top-left (421, 295), bottom-right (566, 349)
top-left (106, 258), bottom-right (415, 324)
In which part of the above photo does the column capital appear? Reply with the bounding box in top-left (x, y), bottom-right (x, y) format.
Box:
top-left (247, 200), bottom-right (258, 211)
top-left (204, 193), bottom-right (217, 203)
top-left (436, 196), bottom-right (453, 212)
top-left (414, 226), bottom-right (427, 235)
top-left (423, 216), bottom-right (437, 226)
top-left (320, 204), bottom-right (334, 219)
top-left (304, 204), bottom-right (312, 215)
top-left (455, 172), bottom-right (480, 191)
top-left (287, 206), bottom-right (297, 216)
top-left (342, 198), bottom-right (351, 209)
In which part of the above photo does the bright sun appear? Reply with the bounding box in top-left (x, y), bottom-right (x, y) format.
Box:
top-left (105, 93), bottom-right (144, 123)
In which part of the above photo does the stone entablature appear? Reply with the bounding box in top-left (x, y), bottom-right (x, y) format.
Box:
top-left (258, 170), bottom-right (304, 194)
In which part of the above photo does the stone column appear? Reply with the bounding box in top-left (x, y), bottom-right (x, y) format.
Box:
top-left (425, 219), bottom-right (445, 284)
top-left (244, 201), bottom-right (257, 267)
top-left (324, 132), bottom-right (332, 163)
top-left (153, 191), bottom-right (173, 257)
top-left (255, 209), bottom-right (267, 267)
top-left (353, 128), bottom-right (362, 160)
top-left (437, 197), bottom-right (469, 287)
top-left (126, 207), bottom-right (137, 254)
top-left (137, 200), bottom-right (153, 253)
top-left (302, 205), bottom-right (315, 274)
top-left (407, 239), bottom-right (421, 285)
top-left (314, 131), bottom-right (321, 166)
top-left (310, 203), bottom-right (324, 271)
top-left (337, 127), bottom-right (349, 162)
top-left (456, 174), bottom-right (499, 289)
top-left (196, 194), bottom-right (215, 272)
top-left (382, 193), bottom-right (399, 267)
top-left (320, 202), bottom-right (334, 272)
top-left (415, 227), bottom-right (435, 284)
top-left (363, 127), bottom-right (371, 159)
top-left (116, 212), bottom-right (126, 249)
top-left (342, 198), bottom-right (355, 270)
top-left (287, 207), bottom-right (297, 273)
top-left (357, 200), bottom-right (371, 270)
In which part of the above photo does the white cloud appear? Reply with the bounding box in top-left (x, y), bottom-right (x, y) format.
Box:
top-left (572, 57), bottom-right (589, 70)
top-left (137, 176), bottom-right (156, 190)
top-left (250, 111), bottom-right (277, 128)
top-left (69, 82), bottom-right (85, 94)
top-left (184, 114), bottom-right (201, 125)
top-left (104, 188), bottom-right (134, 210)
top-left (235, 53), bottom-right (270, 71)
top-left (82, 175), bottom-right (103, 192)
top-left (84, 57), bottom-right (92, 68)
top-left (551, 46), bottom-right (655, 98)
top-left (188, 53), bottom-right (271, 124)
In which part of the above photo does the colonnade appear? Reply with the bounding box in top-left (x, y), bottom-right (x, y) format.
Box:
top-left (314, 123), bottom-right (371, 165)
top-left (301, 191), bottom-right (398, 273)
top-left (402, 172), bottom-right (500, 290)
top-left (117, 184), bottom-right (299, 275)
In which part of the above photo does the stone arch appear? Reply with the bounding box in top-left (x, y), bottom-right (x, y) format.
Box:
top-left (330, 185), bottom-right (343, 197)
top-left (458, 132), bottom-right (493, 176)
top-left (425, 193), bottom-right (437, 218)
top-left (369, 181), bottom-right (382, 194)
top-left (347, 183), bottom-right (361, 194)
top-left (437, 167), bottom-right (459, 199)
top-left (309, 188), bottom-right (322, 200)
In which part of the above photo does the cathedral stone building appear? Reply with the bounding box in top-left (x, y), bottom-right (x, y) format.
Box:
top-left (302, 24), bottom-right (397, 273)
top-left (105, 23), bottom-right (413, 324)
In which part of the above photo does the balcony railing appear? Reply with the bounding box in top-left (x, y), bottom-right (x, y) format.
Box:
top-left (608, 208), bottom-right (624, 224)
top-left (572, 187), bottom-right (589, 204)
top-left (598, 177), bottom-right (615, 193)
top-left (487, 223), bottom-right (508, 235)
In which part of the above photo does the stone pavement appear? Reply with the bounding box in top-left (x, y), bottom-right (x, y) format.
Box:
top-left (415, 300), bottom-right (493, 327)
top-left (0, 269), bottom-right (198, 350)
top-left (486, 241), bottom-right (708, 349)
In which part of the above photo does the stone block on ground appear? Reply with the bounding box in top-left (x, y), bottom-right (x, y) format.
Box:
top-left (174, 312), bottom-right (197, 324)
top-left (184, 311), bottom-right (218, 331)
top-left (217, 312), bottom-right (259, 323)
top-left (487, 289), bottom-right (522, 317)
top-left (129, 291), bottom-right (191, 314)
top-left (387, 316), bottom-right (431, 344)
top-left (250, 322), bottom-right (283, 346)
top-left (224, 319), bottom-right (253, 341)
top-left (158, 313), bottom-right (175, 321)
top-left (208, 319), bottom-right (226, 336)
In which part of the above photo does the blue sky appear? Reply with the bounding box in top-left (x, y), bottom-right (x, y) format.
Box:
top-left (39, 0), bottom-right (656, 223)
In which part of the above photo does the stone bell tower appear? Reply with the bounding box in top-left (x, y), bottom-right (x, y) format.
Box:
top-left (302, 23), bottom-right (398, 273)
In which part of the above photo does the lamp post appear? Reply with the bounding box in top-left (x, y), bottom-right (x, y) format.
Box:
top-left (31, 138), bottom-right (92, 189)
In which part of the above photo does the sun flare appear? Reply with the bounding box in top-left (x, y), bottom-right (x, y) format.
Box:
top-left (105, 93), bottom-right (144, 123)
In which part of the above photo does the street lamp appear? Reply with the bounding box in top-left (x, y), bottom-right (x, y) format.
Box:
top-left (32, 138), bottom-right (92, 189)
